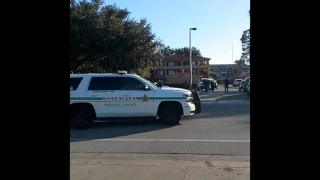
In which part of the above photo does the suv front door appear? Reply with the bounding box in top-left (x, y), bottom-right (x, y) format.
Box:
top-left (118, 77), bottom-right (154, 117)
top-left (86, 77), bottom-right (121, 118)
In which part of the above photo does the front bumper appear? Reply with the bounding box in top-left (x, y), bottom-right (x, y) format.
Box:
top-left (182, 102), bottom-right (196, 117)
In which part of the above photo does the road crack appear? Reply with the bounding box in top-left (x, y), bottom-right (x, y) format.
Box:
top-left (182, 166), bottom-right (189, 180)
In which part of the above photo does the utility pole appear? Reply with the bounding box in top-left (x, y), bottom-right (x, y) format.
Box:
top-left (232, 44), bottom-right (233, 64)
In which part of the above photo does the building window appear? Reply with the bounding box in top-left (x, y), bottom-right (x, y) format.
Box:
top-left (200, 68), bottom-right (207, 75)
top-left (158, 70), bottom-right (164, 76)
top-left (167, 70), bottom-right (175, 75)
top-left (199, 61), bottom-right (207, 65)
top-left (220, 73), bottom-right (226, 79)
top-left (183, 61), bottom-right (189, 66)
top-left (242, 68), bottom-right (248, 72)
top-left (192, 61), bottom-right (196, 65)
top-left (158, 62), bottom-right (165, 66)
top-left (167, 62), bottom-right (175, 66)
top-left (220, 68), bottom-right (226, 72)
top-left (234, 69), bottom-right (238, 74)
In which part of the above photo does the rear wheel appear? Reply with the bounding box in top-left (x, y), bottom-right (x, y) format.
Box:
top-left (70, 106), bottom-right (95, 130)
top-left (158, 103), bottom-right (182, 125)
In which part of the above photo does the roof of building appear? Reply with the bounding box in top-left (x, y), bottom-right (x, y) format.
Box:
top-left (163, 55), bottom-right (210, 62)
top-left (210, 64), bottom-right (250, 67)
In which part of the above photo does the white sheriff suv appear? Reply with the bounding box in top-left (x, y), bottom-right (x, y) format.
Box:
top-left (70, 71), bottom-right (201, 129)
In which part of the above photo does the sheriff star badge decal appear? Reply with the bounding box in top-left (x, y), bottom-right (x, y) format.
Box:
top-left (142, 94), bottom-right (149, 102)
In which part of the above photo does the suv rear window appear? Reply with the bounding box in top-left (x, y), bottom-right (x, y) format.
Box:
top-left (70, 77), bottom-right (83, 91)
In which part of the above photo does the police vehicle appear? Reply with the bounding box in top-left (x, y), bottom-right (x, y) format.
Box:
top-left (70, 71), bottom-right (201, 129)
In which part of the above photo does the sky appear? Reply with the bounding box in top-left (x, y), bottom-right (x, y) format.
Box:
top-left (104, 0), bottom-right (250, 64)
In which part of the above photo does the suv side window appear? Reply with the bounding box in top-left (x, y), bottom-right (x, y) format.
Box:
top-left (70, 77), bottom-right (83, 91)
top-left (88, 77), bottom-right (121, 90)
top-left (120, 77), bottom-right (145, 90)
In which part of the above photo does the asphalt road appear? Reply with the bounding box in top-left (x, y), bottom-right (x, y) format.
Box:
top-left (70, 88), bottom-right (250, 155)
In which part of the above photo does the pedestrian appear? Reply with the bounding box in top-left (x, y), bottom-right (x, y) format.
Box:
top-left (157, 80), bottom-right (163, 88)
top-left (210, 80), bottom-right (215, 92)
top-left (224, 78), bottom-right (230, 92)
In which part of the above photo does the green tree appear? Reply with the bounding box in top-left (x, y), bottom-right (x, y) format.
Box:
top-left (240, 9), bottom-right (250, 63)
top-left (240, 30), bottom-right (250, 63)
top-left (70, 0), bottom-right (161, 74)
top-left (172, 47), bottom-right (202, 57)
top-left (234, 59), bottom-right (246, 74)
top-left (209, 73), bottom-right (219, 79)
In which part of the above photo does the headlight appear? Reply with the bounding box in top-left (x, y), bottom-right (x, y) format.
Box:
top-left (183, 93), bottom-right (193, 102)
top-left (183, 93), bottom-right (193, 98)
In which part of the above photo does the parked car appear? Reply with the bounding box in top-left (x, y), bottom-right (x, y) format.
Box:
top-left (233, 79), bottom-right (242, 87)
top-left (246, 79), bottom-right (250, 97)
top-left (238, 80), bottom-right (246, 91)
top-left (198, 79), bottom-right (211, 92)
top-left (243, 77), bottom-right (250, 92)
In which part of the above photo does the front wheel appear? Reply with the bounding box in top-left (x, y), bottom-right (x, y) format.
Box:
top-left (159, 104), bottom-right (182, 125)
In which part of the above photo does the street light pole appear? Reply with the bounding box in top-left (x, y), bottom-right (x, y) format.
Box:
top-left (189, 27), bottom-right (196, 90)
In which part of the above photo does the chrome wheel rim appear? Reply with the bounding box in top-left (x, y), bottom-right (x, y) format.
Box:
top-left (164, 108), bottom-right (175, 121)
top-left (74, 112), bottom-right (88, 125)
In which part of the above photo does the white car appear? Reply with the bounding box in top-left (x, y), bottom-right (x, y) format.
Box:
top-left (70, 71), bottom-right (201, 129)
top-left (233, 79), bottom-right (242, 87)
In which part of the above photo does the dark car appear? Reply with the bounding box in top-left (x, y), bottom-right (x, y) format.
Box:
top-left (198, 80), bottom-right (211, 92)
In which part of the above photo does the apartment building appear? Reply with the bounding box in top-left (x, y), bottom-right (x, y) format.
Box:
top-left (210, 64), bottom-right (250, 79)
top-left (153, 55), bottom-right (211, 82)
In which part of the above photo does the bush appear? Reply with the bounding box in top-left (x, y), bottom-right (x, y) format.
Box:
top-left (217, 79), bottom-right (224, 84)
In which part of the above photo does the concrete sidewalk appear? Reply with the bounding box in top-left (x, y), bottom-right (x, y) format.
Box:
top-left (71, 153), bottom-right (250, 180)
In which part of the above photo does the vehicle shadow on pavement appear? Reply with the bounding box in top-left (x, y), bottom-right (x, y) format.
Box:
top-left (214, 94), bottom-right (250, 101)
top-left (70, 120), bottom-right (173, 142)
top-left (200, 91), bottom-right (247, 99)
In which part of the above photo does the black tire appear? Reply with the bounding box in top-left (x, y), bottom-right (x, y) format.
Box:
top-left (70, 106), bottom-right (94, 130)
top-left (158, 103), bottom-right (182, 125)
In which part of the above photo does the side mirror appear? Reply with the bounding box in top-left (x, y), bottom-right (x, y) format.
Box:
top-left (139, 85), bottom-right (150, 90)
